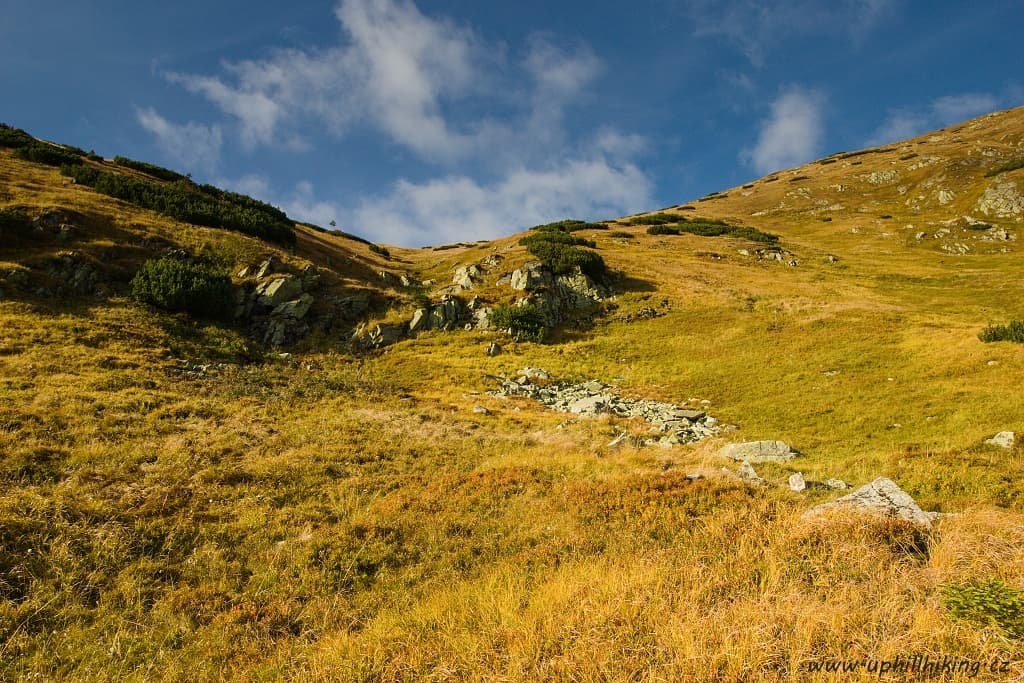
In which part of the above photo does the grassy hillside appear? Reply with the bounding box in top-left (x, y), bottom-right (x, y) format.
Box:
top-left (2, 109), bottom-right (1024, 680)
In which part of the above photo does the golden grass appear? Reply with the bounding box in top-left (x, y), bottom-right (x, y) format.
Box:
top-left (3, 109), bottom-right (1024, 680)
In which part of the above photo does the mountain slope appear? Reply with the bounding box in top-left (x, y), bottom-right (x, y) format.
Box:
top-left (2, 110), bottom-right (1024, 681)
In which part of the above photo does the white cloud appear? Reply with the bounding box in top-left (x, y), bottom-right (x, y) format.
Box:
top-left (135, 107), bottom-right (222, 172)
top-left (868, 91), bottom-right (1002, 145)
top-left (744, 88), bottom-right (825, 173)
top-left (931, 93), bottom-right (999, 125)
top-left (351, 157), bottom-right (654, 245)
top-left (689, 0), bottom-right (895, 66)
top-left (144, 0), bottom-right (657, 246)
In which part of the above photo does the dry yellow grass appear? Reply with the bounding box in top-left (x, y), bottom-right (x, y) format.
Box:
top-left (2, 108), bottom-right (1024, 680)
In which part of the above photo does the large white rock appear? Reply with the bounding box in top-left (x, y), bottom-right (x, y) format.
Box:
top-left (805, 477), bottom-right (939, 529)
top-left (986, 431), bottom-right (1016, 449)
top-left (720, 440), bottom-right (797, 464)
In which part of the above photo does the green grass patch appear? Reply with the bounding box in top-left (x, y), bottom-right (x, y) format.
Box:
top-left (645, 219), bottom-right (778, 243)
top-left (628, 213), bottom-right (678, 226)
top-left (12, 142), bottom-right (84, 167)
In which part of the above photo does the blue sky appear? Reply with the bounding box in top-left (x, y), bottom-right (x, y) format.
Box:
top-left (2, 1), bottom-right (1022, 246)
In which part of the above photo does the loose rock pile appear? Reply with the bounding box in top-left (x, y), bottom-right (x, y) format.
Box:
top-left (492, 369), bottom-right (726, 446)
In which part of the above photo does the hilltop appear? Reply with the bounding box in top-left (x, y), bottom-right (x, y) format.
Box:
top-left (2, 107), bottom-right (1024, 681)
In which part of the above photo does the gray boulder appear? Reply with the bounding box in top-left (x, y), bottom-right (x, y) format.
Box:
top-left (805, 477), bottom-right (939, 529)
top-left (788, 472), bottom-right (807, 492)
top-left (986, 431), bottom-right (1015, 449)
top-left (256, 276), bottom-right (303, 306)
top-left (408, 308), bottom-right (429, 333)
top-left (486, 342), bottom-right (502, 357)
top-left (720, 440), bottom-right (797, 464)
top-left (272, 293), bottom-right (314, 319)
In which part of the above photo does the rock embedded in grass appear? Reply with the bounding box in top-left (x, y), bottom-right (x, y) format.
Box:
top-left (805, 477), bottom-right (940, 529)
top-left (719, 440), bottom-right (797, 464)
top-left (986, 431), bottom-right (1016, 449)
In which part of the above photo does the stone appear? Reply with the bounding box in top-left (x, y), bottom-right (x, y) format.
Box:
top-left (788, 472), bottom-right (807, 492)
top-left (453, 265), bottom-right (480, 290)
top-left (986, 431), bottom-right (1015, 449)
top-left (568, 394), bottom-right (608, 415)
top-left (254, 257), bottom-right (278, 279)
top-left (366, 324), bottom-right (404, 349)
top-left (486, 342), bottom-right (502, 357)
top-left (824, 478), bottom-right (848, 490)
top-left (737, 460), bottom-right (766, 485)
top-left (937, 189), bottom-right (955, 205)
top-left (256, 276), bottom-right (303, 306)
top-left (806, 477), bottom-right (938, 528)
top-left (607, 433), bottom-right (643, 449)
top-left (408, 308), bottom-right (429, 333)
top-left (520, 368), bottom-right (549, 381)
top-left (720, 440), bottom-right (797, 464)
top-left (473, 307), bottom-right (492, 330)
top-left (272, 293), bottom-right (314, 320)
top-left (472, 405), bottom-right (489, 415)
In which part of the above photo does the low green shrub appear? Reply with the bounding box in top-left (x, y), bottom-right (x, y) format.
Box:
top-left (986, 158), bottom-right (1024, 177)
top-left (519, 232), bottom-right (596, 249)
top-left (646, 224), bottom-right (680, 236)
top-left (130, 257), bottom-right (234, 320)
top-left (0, 123), bottom-right (35, 148)
top-left (979, 321), bottom-right (1024, 343)
top-left (12, 143), bottom-right (83, 167)
top-left (61, 164), bottom-right (295, 245)
top-left (369, 244), bottom-right (391, 259)
top-left (629, 213), bottom-right (678, 226)
top-left (0, 207), bottom-right (32, 238)
top-left (529, 219), bottom-right (607, 232)
top-left (489, 303), bottom-right (547, 342)
top-left (524, 239), bottom-right (606, 279)
top-left (646, 220), bottom-right (778, 243)
top-left (608, 231), bottom-right (634, 239)
top-left (113, 156), bottom-right (188, 182)
top-left (941, 579), bottom-right (1024, 638)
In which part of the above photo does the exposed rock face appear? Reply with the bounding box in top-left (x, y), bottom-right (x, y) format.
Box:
top-left (453, 264), bottom-right (480, 291)
top-left (256, 275), bottom-right (303, 307)
top-left (986, 431), bottom-right (1016, 449)
top-left (364, 323), bottom-right (404, 349)
top-left (720, 441), bottom-right (797, 464)
top-left (492, 370), bottom-right (726, 446)
top-left (45, 251), bottom-right (98, 294)
top-left (508, 262), bottom-right (610, 331)
top-left (976, 180), bottom-right (1024, 218)
top-left (805, 477), bottom-right (939, 529)
top-left (737, 460), bottom-right (766, 485)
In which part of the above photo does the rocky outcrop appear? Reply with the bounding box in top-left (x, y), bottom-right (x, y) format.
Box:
top-left (492, 370), bottom-right (727, 446)
top-left (45, 251), bottom-right (99, 295)
top-left (976, 180), bottom-right (1024, 218)
top-left (507, 262), bottom-right (610, 331)
top-left (236, 257), bottom-right (331, 347)
top-left (805, 477), bottom-right (939, 529)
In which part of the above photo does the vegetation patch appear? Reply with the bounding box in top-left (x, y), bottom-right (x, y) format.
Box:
top-left (0, 123), bottom-right (35, 148)
top-left (608, 231), bottom-right (634, 239)
top-left (986, 158), bottom-right (1024, 177)
top-left (369, 244), bottom-right (391, 259)
top-left (627, 213), bottom-right (678, 226)
top-left (645, 218), bottom-right (778, 243)
top-left (60, 164), bottom-right (295, 245)
top-left (942, 579), bottom-right (1024, 638)
top-left (789, 175), bottom-right (811, 182)
top-left (529, 219), bottom-right (607, 232)
top-left (519, 232), bottom-right (596, 249)
top-left (130, 256), bottom-right (235, 320)
top-left (12, 143), bottom-right (83, 167)
top-left (112, 156), bottom-right (188, 182)
top-left (525, 239), bottom-right (606, 279)
top-left (488, 303), bottom-right (547, 342)
top-left (0, 207), bottom-right (32, 237)
top-left (979, 321), bottom-right (1024, 343)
